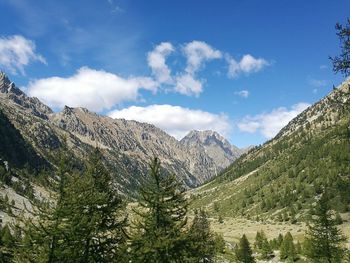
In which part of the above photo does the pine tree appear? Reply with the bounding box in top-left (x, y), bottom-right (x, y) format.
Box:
top-left (305, 191), bottom-right (346, 263)
top-left (254, 230), bottom-right (272, 259)
top-left (16, 148), bottom-right (128, 262)
top-left (130, 157), bottom-right (188, 263)
top-left (186, 209), bottom-right (217, 262)
top-left (330, 18), bottom-right (350, 77)
top-left (260, 237), bottom-right (272, 259)
top-left (235, 234), bottom-right (255, 263)
top-left (15, 150), bottom-right (72, 263)
top-left (66, 149), bottom-right (128, 262)
top-left (280, 232), bottom-right (297, 261)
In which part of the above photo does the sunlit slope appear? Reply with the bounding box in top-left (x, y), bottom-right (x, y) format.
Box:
top-left (190, 79), bottom-right (350, 223)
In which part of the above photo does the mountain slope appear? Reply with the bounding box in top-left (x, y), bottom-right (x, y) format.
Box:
top-left (190, 79), bottom-right (350, 222)
top-left (0, 72), bottom-right (243, 196)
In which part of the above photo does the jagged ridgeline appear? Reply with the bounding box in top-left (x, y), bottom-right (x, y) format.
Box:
top-left (191, 79), bottom-right (350, 221)
top-left (0, 72), bottom-right (245, 197)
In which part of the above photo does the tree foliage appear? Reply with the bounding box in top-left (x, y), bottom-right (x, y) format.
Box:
top-left (186, 209), bottom-right (217, 262)
top-left (15, 149), bottom-right (128, 263)
top-left (130, 157), bottom-right (189, 263)
top-left (280, 232), bottom-right (297, 261)
top-left (235, 234), bottom-right (255, 263)
top-left (331, 18), bottom-right (350, 77)
top-left (305, 191), bottom-right (346, 262)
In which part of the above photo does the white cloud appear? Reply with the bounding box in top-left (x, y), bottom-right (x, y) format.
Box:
top-left (27, 67), bottom-right (157, 112)
top-left (227, 54), bottom-right (269, 78)
top-left (183, 41), bottom-right (222, 74)
top-left (235, 90), bottom-right (249, 98)
top-left (108, 104), bottom-right (231, 139)
top-left (0, 35), bottom-right (46, 75)
top-left (174, 74), bottom-right (203, 96)
top-left (237, 103), bottom-right (310, 138)
top-left (147, 42), bottom-right (174, 84)
top-left (171, 41), bottom-right (222, 97)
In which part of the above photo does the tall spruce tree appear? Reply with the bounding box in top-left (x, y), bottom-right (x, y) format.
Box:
top-left (254, 230), bottom-right (272, 259)
top-left (130, 157), bottom-right (188, 263)
top-left (235, 234), bottom-right (255, 263)
top-left (186, 209), bottom-right (216, 262)
top-left (279, 232), bottom-right (297, 261)
top-left (14, 150), bottom-right (72, 262)
top-left (67, 149), bottom-right (128, 262)
top-left (305, 191), bottom-right (346, 263)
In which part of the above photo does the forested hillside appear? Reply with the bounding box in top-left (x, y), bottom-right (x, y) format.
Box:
top-left (191, 79), bottom-right (350, 223)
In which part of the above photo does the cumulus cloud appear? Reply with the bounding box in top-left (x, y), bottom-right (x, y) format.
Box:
top-left (183, 41), bottom-right (222, 74)
top-left (227, 54), bottom-right (269, 78)
top-left (108, 104), bottom-right (231, 139)
top-left (27, 67), bottom-right (157, 112)
top-left (171, 41), bottom-right (222, 97)
top-left (147, 42), bottom-right (174, 84)
top-left (174, 74), bottom-right (203, 96)
top-left (235, 90), bottom-right (249, 98)
top-left (237, 102), bottom-right (310, 138)
top-left (0, 35), bottom-right (46, 75)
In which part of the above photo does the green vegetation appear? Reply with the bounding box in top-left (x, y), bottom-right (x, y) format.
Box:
top-left (130, 157), bottom-right (188, 262)
top-left (0, 156), bottom-right (221, 262)
top-left (331, 18), bottom-right (350, 78)
top-left (280, 232), bottom-right (297, 261)
top-left (235, 234), bottom-right (255, 263)
top-left (305, 191), bottom-right (346, 262)
top-left (14, 149), bottom-right (128, 262)
top-left (190, 93), bottom-right (350, 222)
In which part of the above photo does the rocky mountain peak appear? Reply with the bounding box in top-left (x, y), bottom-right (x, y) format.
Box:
top-left (181, 130), bottom-right (244, 170)
top-left (184, 130), bottom-right (229, 146)
top-left (0, 72), bottom-right (52, 119)
top-left (0, 72), bottom-right (25, 96)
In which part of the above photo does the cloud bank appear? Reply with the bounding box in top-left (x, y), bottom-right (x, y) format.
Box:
top-left (238, 102), bottom-right (310, 138)
top-left (28, 67), bottom-right (157, 112)
top-left (108, 104), bottom-right (231, 139)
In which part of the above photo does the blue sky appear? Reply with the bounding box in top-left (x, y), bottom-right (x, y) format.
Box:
top-left (0, 0), bottom-right (348, 147)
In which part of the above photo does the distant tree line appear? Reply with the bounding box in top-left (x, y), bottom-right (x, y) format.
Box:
top-left (234, 191), bottom-right (348, 262)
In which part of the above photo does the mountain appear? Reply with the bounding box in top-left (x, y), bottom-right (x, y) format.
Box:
top-left (181, 130), bottom-right (245, 171)
top-left (190, 79), bottom-right (350, 222)
top-left (0, 72), bottom-right (243, 196)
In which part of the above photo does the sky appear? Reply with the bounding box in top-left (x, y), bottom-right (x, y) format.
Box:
top-left (0, 0), bottom-right (349, 147)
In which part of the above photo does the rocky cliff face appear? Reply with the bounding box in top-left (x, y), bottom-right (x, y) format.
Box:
top-left (181, 130), bottom-right (244, 171)
top-left (0, 72), bottom-right (244, 194)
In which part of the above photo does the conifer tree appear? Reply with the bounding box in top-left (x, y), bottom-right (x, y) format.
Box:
top-left (254, 230), bottom-right (272, 259)
top-left (280, 232), bottom-right (297, 261)
top-left (331, 18), bottom-right (350, 77)
top-left (305, 191), bottom-right (346, 263)
top-left (235, 234), bottom-right (255, 263)
top-left (15, 149), bottom-right (72, 262)
top-left (66, 149), bottom-right (128, 262)
top-left (187, 209), bottom-right (217, 262)
top-left (16, 148), bottom-right (128, 263)
top-left (130, 157), bottom-right (188, 263)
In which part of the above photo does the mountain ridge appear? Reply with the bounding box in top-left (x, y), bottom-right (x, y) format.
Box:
top-left (0, 72), bottom-right (243, 195)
